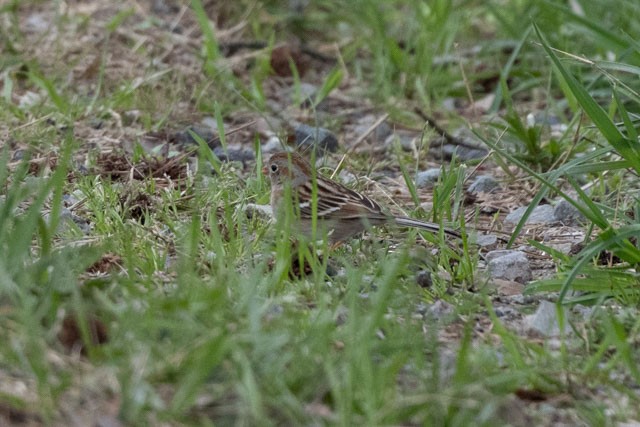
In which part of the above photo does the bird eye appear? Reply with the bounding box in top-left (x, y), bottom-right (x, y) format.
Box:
top-left (270, 164), bottom-right (278, 172)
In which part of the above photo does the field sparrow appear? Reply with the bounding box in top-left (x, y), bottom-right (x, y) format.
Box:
top-left (262, 151), bottom-right (460, 243)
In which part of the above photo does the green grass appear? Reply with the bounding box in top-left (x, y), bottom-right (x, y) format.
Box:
top-left (1, 0), bottom-right (640, 425)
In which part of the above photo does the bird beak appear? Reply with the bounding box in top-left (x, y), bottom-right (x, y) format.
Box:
top-left (261, 166), bottom-right (268, 176)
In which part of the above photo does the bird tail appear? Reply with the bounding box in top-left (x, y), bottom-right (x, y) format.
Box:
top-left (393, 216), bottom-right (461, 238)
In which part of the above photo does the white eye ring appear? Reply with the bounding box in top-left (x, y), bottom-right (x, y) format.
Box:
top-left (270, 164), bottom-right (278, 172)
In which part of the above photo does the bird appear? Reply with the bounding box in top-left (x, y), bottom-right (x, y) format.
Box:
top-left (262, 151), bottom-right (460, 243)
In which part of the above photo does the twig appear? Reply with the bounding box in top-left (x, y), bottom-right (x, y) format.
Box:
top-left (413, 107), bottom-right (480, 149)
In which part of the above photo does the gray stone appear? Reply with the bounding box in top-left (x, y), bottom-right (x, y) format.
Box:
top-left (505, 204), bottom-right (555, 225)
top-left (243, 203), bottom-right (273, 220)
top-left (290, 82), bottom-right (318, 105)
top-left (213, 146), bottom-right (255, 163)
top-left (261, 136), bottom-right (283, 154)
top-left (485, 249), bottom-right (518, 262)
top-left (553, 200), bottom-right (586, 225)
top-left (528, 112), bottom-right (563, 126)
top-left (63, 192), bottom-right (81, 207)
top-left (173, 125), bottom-right (217, 147)
top-left (46, 208), bottom-right (91, 234)
top-left (394, 135), bottom-right (417, 152)
top-left (489, 279), bottom-right (525, 296)
top-left (439, 143), bottom-right (488, 161)
top-left (415, 168), bottom-right (441, 188)
top-left (294, 124), bottom-right (339, 154)
top-left (524, 300), bottom-right (571, 337)
top-left (572, 304), bottom-right (594, 320)
top-left (430, 127), bottom-right (489, 161)
top-left (468, 175), bottom-right (500, 193)
top-left (200, 116), bottom-right (219, 130)
top-left (352, 116), bottom-right (392, 143)
top-left (475, 234), bottom-right (498, 247)
top-left (486, 250), bottom-right (532, 283)
top-left (494, 305), bottom-right (519, 319)
top-left (423, 300), bottom-right (454, 320)
top-left (415, 270), bottom-right (432, 288)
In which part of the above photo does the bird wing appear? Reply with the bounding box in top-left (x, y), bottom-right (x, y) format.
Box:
top-left (296, 177), bottom-right (386, 220)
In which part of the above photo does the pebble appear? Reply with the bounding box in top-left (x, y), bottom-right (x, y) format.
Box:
top-left (415, 168), bottom-right (441, 189)
top-left (438, 143), bottom-right (488, 161)
top-left (212, 146), bottom-right (255, 163)
top-left (243, 203), bottom-right (273, 220)
top-left (261, 136), bottom-right (284, 154)
top-left (468, 175), bottom-right (500, 193)
top-left (553, 199), bottom-right (585, 225)
top-left (489, 278), bottom-right (525, 296)
top-left (351, 116), bottom-right (392, 143)
top-left (46, 208), bottom-right (91, 235)
top-left (475, 234), bottom-right (498, 247)
top-left (421, 300), bottom-right (455, 320)
top-left (486, 250), bottom-right (532, 283)
top-left (415, 270), bottom-right (433, 288)
top-left (395, 135), bottom-right (417, 152)
top-left (294, 124), bottom-right (339, 154)
top-left (173, 125), bottom-right (217, 148)
top-left (524, 300), bottom-right (571, 337)
top-left (505, 204), bottom-right (555, 225)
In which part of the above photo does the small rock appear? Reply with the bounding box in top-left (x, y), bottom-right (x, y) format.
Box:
top-left (431, 128), bottom-right (489, 161)
top-left (123, 110), bottom-right (141, 125)
top-left (63, 193), bottom-right (81, 207)
top-left (415, 168), bottom-right (441, 188)
top-left (493, 305), bottom-right (520, 320)
top-left (352, 116), bottom-right (392, 144)
top-left (173, 126), bottom-right (217, 148)
top-left (419, 201), bottom-right (434, 212)
top-left (19, 91), bottom-right (42, 109)
top-left (294, 124), bottom-right (339, 154)
top-left (416, 270), bottom-right (432, 288)
top-left (415, 302), bottom-right (428, 316)
top-left (263, 304), bottom-right (284, 322)
top-left (89, 118), bottom-right (104, 129)
top-left (45, 208), bottom-right (91, 234)
top-left (261, 136), bottom-right (284, 154)
top-left (151, 0), bottom-right (179, 14)
top-left (469, 93), bottom-right (495, 113)
top-left (213, 146), bottom-right (255, 163)
top-left (438, 143), bottom-right (488, 161)
top-left (296, 83), bottom-right (318, 103)
top-left (468, 175), bottom-right (500, 193)
top-left (489, 279), bottom-right (525, 296)
top-left (70, 214), bottom-right (91, 234)
top-left (524, 300), bottom-right (571, 337)
top-left (200, 116), bottom-right (219, 130)
top-left (335, 306), bottom-right (348, 325)
top-left (441, 97), bottom-right (459, 112)
top-left (75, 163), bottom-right (89, 176)
top-left (24, 13), bottom-right (50, 33)
top-left (475, 234), bottom-right (498, 247)
top-left (505, 204), bottom-right (555, 225)
top-left (528, 112), bottom-right (563, 127)
top-left (485, 249), bottom-right (517, 262)
top-left (424, 300), bottom-right (454, 320)
top-left (243, 203), bottom-right (273, 220)
top-left (12, 149), bottom-right (25, 161)
top-left (553, 199), bottom-right (585, 225)
top-left (394, 135), bottom-right (417, 152)
top-left (572, 304), bottom-right (594, 320)
top-left (527, 112), bottom-right (568, 137)
top-left (486, 250), bottom-right (532, 283)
